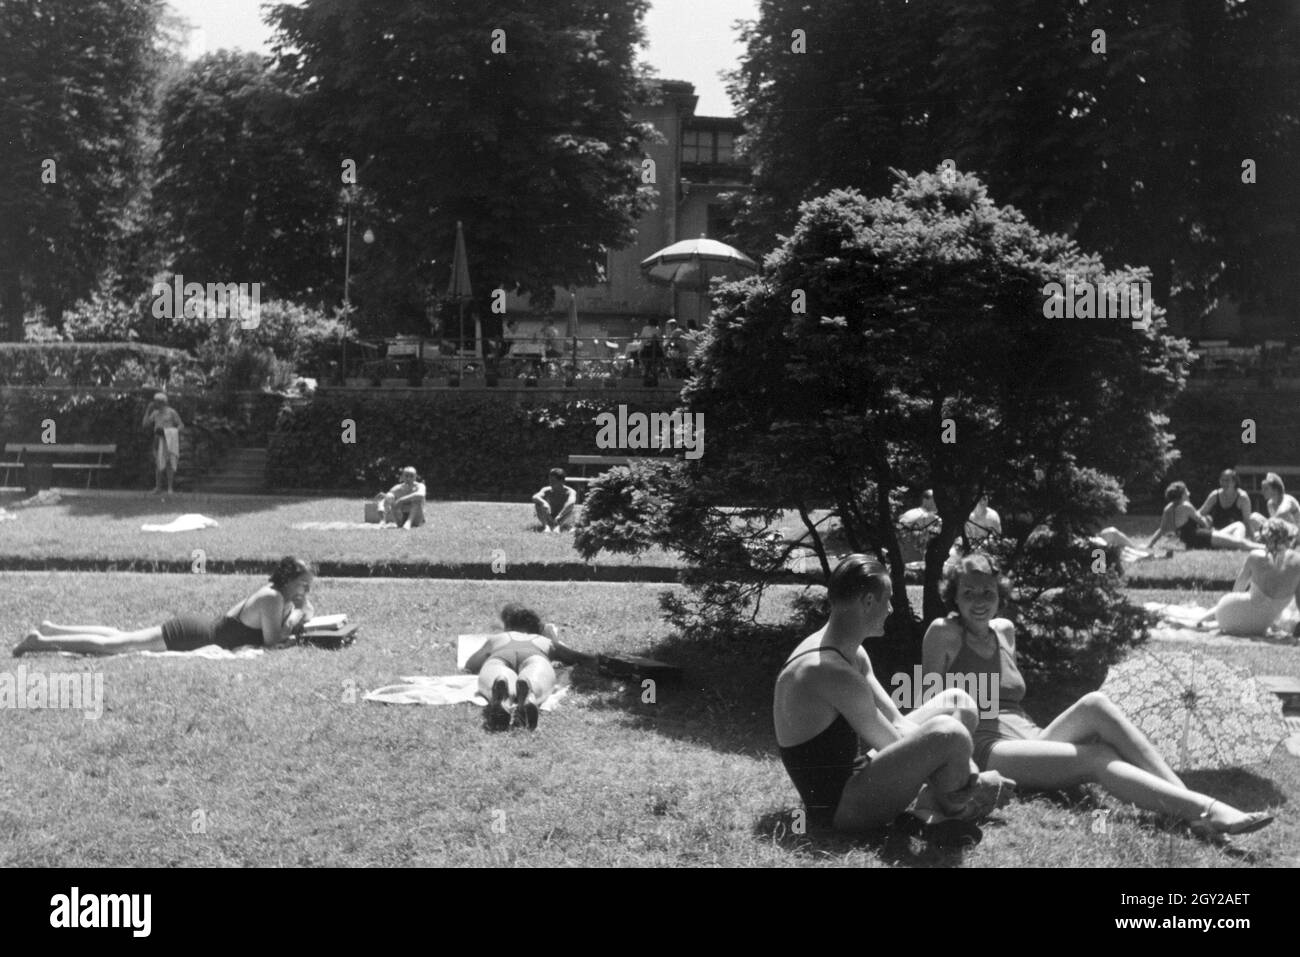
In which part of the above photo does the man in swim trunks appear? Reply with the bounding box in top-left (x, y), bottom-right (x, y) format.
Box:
top-left (532, 468), bottom-right (577, 532)
top-left (772, 554), bottom-right (1014, 832)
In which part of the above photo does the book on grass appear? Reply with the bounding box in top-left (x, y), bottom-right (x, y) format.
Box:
top-left (302, 613), bottom-right (348, 632)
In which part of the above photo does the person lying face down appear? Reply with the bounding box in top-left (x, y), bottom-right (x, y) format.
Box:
top-left (921, 552), bottom-right (1273, 840)
top-left (464, 603), bottom-right (596, 731)
top-left (15, 557), bottom-right (316, 656)
top-left (772, 554), bottom-right (1015, 833)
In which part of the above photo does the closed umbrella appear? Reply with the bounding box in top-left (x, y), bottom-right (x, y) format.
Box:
top-left (446, 221), bottom-right (478, 357)
top-left (1099, 647), bottom-right (1289, 769)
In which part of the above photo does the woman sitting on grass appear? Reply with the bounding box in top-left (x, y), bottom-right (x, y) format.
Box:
top-left (14, 557), bottom-right (315, 656)
top-left (1097, 481), bottom-right (1256, 554)
top-left (1249, 472), bottom-right (1300, 536)
top-left (464, 604), bottom-right (595, 731)
top-left (922, 553), bottom-right (1274, 840)
top-left (1196, 518), bottom-right (1300, 636)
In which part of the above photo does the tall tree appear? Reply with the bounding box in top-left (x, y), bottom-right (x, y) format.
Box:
top-left (268, 0), bottom-right (657, 329)
top-left (151, 51), bottom-right (339, 303)
top-left (727, 0), bottom-right (1300, 327)
top-left (0, 0), bottom-right (165, 339)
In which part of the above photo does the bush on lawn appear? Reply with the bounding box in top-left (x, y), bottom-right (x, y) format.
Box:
top-left (267, 393), bottom-right (679, 497)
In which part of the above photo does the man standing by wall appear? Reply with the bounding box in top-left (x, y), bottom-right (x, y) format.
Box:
top-left (141, 392), bottom-right (184, 495)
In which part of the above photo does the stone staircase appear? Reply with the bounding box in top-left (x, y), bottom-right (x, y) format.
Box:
top-left (192, 446), bottom-right (269, 495)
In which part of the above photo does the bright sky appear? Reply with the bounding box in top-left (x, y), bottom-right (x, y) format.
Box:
top-left (168, 0), bottom-right (758, 116)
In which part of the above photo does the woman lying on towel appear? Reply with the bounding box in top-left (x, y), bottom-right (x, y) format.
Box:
top-left (14, 557), bottom-right (315, 657)
top-left (922, 553), bottom-right (1274, 840)
top-left (1196, 518), bottom-right (1300, 636)
top-left (464, 603), bottom-right (595, 731)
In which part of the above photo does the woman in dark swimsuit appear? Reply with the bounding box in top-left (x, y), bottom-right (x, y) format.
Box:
top-left (1148, 481), bottom-right (1255, 551)
top-left (1198, 469), bottom-right (1253, 533)
top-left (14, 557), bottom-right (315, 656)
top-left (464, 604), bottom-right (594, 730)
top-left (773, 555), bottom-right (1014, 831)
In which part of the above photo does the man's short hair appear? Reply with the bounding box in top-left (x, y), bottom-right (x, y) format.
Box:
top-left (549, 467), bottom-right (565, 480)
top-left (826, 554), bottom-right (891, 604)
top-left (401, 466), bottom-right (418, 478)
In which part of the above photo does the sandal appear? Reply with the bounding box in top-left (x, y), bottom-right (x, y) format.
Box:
top-left (1187, 800), bottom-right (1274, 840)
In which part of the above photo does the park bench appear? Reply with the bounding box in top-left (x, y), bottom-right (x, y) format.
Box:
top-left (565, 453), bottom-right (676, 497)
top-left (1235, 465), bottom-right (1300, 495)
top-left (2, 443), bottom-right (116, 490)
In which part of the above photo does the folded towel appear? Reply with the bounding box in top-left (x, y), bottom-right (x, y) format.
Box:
top-left (363, 674), bottom-right (568, 710)
top-left (141, 513), bottom-right (219, 533)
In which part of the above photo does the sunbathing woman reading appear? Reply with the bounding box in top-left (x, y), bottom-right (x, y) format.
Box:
top-left (14, 557), bottom-right (315, 656)
top-left (1196, 518), bottom-right (1300, 636)
top-left (464, 604), bottom-right (594, 731)
top-left (922, 553), bottom-right (1274, 840)
top-left (773, 555), bottom-right (1014, 833)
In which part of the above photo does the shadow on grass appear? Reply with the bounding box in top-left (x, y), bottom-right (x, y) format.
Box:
top-left (750, 807), bottom-right (983, 867)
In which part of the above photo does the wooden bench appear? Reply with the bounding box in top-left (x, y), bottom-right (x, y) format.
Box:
top-left (2, 443), bottom-right (116, 490)
top-left (1235, 465), bottom-right (1300, 494)
top-left (565, 454), bottom-right (676, 497)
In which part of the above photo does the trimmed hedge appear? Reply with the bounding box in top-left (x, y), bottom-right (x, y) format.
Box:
top-left (267, 393), bottom-right (680, 498)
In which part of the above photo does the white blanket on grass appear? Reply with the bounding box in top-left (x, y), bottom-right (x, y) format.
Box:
top-left (1144, 601), bottom-right (1300, 644)
top-left (363, 634), bottom-right (569, 709)
top-left (141, 513), bottom-right (219, 533)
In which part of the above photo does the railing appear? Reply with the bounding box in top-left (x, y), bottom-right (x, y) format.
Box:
top-left (329, 335), bottom-right (700, 386)
top-left (1187, 341), bottom-right (1299, 382)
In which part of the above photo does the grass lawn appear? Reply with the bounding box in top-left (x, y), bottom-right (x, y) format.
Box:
top-left (2, 573), bottom-right (1295, 867)
top-left (0, 494), bottom-right (681, 573)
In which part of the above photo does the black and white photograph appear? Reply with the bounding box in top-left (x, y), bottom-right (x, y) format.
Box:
top-left (1, 0), bottom-right (1298, 908)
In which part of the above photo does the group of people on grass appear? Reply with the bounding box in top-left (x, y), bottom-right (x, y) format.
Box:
top-left (371, 466), bottom-right (579, 533)
top-left (774, 553), bottom-right (1276, 841)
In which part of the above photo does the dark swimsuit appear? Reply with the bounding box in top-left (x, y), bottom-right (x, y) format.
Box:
top-left (1207, 492), bottom-right (1246, 530)
top-left (160, 597), bottom-right (266, 651)
top-left (1177, 515), bottom-right (1213, 549)
top-left (777, 647), bottom-right (869, 827)
top-left (487, 636), bottom-right (547, 671)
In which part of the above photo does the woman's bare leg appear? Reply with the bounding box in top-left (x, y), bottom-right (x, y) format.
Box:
top-left (15, 626), bottom-right (165, 656)
top-left (40, 621), bottom-right (121, 637)
top-left (986, 739), bottom-right (1258, 827)
top-left (477, 658), bottom-right (517, 702)
top-left (909, 688), bottom-right (980, 733)
top-left (1039, 691), bottom-right (1183, 787)
top-left (1096, 528), bottom-right (1144, 551)
top-left (517, 657), bottom-right (557, 706)
top-left (1212, 524), bottom-right (1257, 550)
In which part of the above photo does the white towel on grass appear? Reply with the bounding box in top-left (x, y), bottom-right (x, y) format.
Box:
top-left (141, 513), bottom-right (219, 533)
top-left (363, 675), bottom-right (568, 710)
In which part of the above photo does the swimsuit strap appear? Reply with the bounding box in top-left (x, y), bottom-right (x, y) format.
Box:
top-left (782, 645), bottom-right (854, 670)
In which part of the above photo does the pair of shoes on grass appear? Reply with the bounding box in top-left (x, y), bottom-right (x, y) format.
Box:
top-left (487, 677), bottom-right (538, 731)
top-left (486, 678), bottom-right (512, 731)
top-left (511, 678), bottom-right (539, 731)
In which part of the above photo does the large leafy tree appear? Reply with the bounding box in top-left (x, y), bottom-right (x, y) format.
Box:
top-left (268, 0), bottom-right (657, 329)
top-left (727, 0), bottom-right (1300, 325)
top-left (578, 170), bottom-right (1188, 668)
top-left (150, 51), bottom-right (339, 303)
top-left (0, 0), bottom-right (166, 339)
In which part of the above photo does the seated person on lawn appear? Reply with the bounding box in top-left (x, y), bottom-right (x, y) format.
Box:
top-left (381, 466), bottom-right (426, 528)
top-left (16, 557), bottom-right (315, 656)
top-left (464, 603), bottom-right (595, 731)
top-left (773, 554), bottom-right (1014, 832)
top-left (532, 468), bottom-right (577, 532)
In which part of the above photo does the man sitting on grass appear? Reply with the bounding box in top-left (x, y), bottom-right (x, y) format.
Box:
top-left (532, 468), bottom-right (577, 533)
top-left (773, 554), bottom-right (1014, 836)
top-left (381, 467), bottom-right (426, 529)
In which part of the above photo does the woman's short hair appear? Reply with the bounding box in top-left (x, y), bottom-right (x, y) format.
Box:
top-left (500, 603), bottom-right (544, 634)
top-left (1259, 518), bottom-right (1297, 551)
top-left (940, 553), bottom-right (1013, 612)
top-left (270, 556), bottom-right (314, 590)
top-left (1262, 472), bottom-right (1286, 496)
top-left (826, 555), bottom-right (891, 604)
top-left (1164, 481), bottom-right (1189, 505)
top-left (1220, 468), bottom-right (1239, 488)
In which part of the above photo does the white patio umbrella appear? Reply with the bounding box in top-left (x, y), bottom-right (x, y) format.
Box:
top-left (640, 234), bottom-right (759, 325)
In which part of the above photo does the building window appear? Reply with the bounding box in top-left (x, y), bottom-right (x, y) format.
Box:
top-left (682, 129), bottom-right (739, 165)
